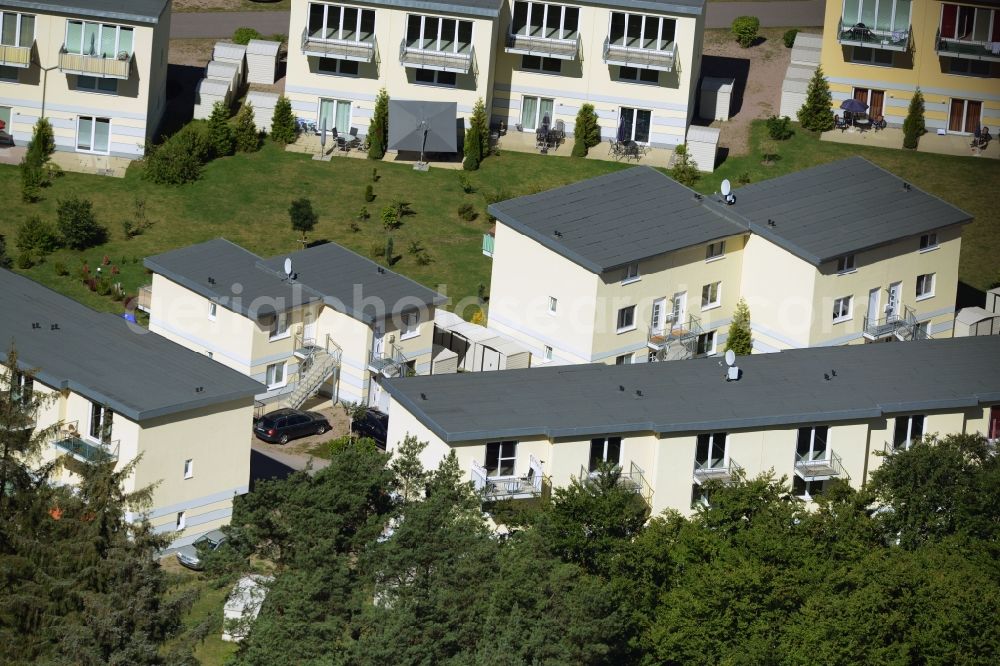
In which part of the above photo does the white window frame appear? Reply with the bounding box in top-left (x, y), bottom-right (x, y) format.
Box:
top-left (183, 458), bottom-right (194, 479)
top-left (589, 436), bottom-right (622, 472)
top-left (307, 2), bottom-right (376, 44)
top-left (317, 97), bottom-right (352, 134)
top-left (76, 75), bottom-right (117, 94)
top-left (892, 414), bottom-right (924, 451)
top-left (548, 296), bottom-right (557, 314)
top-left (836, 254), bottom-right (856, 273)
top-left (915, 273), bottom-right (935, 300)
top-left (543, 345), bottom-right (553, 361)
top-left (485, 440), bottom-right (517, 478)
top-left (208, 302), bottom-right (217, 320)
top-left (400, 312), bottom-right (419, 340)
top-left (88, 401), bottom-right (112, 443)
top-left (919, 233), bottom-right (938, 252)
top-left (797, 425), bottom-right (830, 461)
top-left (76, 116), bottom-right (111, 155)
top-left (176, 511), bottom-right (186, 530)
top-left (510, 1), bottom-right (580, 41)
top-left (618, 66), bottom-right (659, 84)
top-left (695, 432), bottom-right (728, 470)
top-left (622, 262), bottom-right (640, 284)
top-left (706, 240), bottom-right (726, 261)
top-left (615, 353), bottom-right (633, 365)
top-left (521, 54), bottom-right (562, 73)
top-left (618, 107), bottom-right (652, 144)
top-left (317, 57), bottom-right (360, 76)
top-left (0, 11), bottom-right (34, 48)
top-left (265, 361), bottom-right (287, 389)
top-left (696, 330), bottom-right (716, 356)
top-left (414, 68), bottom-right (457, 87)
top-left (833, 295), bottom-right (853, 323)
top-left (405, 13), bottom-right (474, 55)
top-left (701, 281), bottom-right (721, 310)
top-left (607, 11), bottom-right (676, 52)
top-left (938, 3), bottom-right (997, 45)
top-left (947, 97), bottom-right (983, 135)
top-left (616, 305), bottom-right (636, 333)
top-left (268, 312), bottom-right (290, 341)
top-left (841, 0), bottom-right (914, 34)
top-left (793, 477), bottom-right (826, 500)
top-left (64, 20), bottom-right (133, 58)
top-left (850, 45), bottom-right (894, 66)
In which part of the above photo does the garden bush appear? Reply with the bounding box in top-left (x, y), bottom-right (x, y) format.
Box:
top-left (364, 184), bottom-right (375, 202)
top-left (458, 174), bottom-right (474, 194)
top-left (367, 89), bottom-right (389, 160)
top-left (783, 29), bottom-right (799, 48)
top-left (16, 216), bottom-right (60, 256)
top-left (270, 96), bottom-right (298, 145)
top-left (142, 124), bottom-right (210, 185)
top-left (15, 252), bottom-right (33, 269)
top-left (0, 235), bottom-right (11, 269)
top-left (233, 27), bottom-right (262, 45)
top-left (572, 104), bottom-right (601, 157)
top-left (234, 103), bottom-right (260, 153)
top-left (766, 115), bottom-right (794, 140)
top-left (731, 16), bottom-right (760, 48)
top-left (56, 197), bottom-right (107, 250)
top-left (797, 66), bottom-right (835, 132)
top-left (903, 89), bottom-right (926, 150)
top-left (457, 203), bottom-right (477, 221)
top-left (54, 260), bottom-right (69, 276)
top-left (670, 144), bottom-right (700, 186)
top-left (206, 101), bottom-right (235, 158)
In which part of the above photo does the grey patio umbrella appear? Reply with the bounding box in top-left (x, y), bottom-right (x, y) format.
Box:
top-left (840, 98), bottom-right (869, 113)
top-left (388, 100), bottom-right (458, 164)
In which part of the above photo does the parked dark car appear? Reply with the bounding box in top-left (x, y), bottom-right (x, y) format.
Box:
top-left (352, 408), bottom-right (388, 448)
top-left (254, 408), bottom-right (330, 444)
top-left (175, 529), bottom-right (227, 571)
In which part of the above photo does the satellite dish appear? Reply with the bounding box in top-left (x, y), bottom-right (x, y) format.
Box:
top-left (725, 349), bottom-right (736, 366)
top-left (721, 179), bottom-right (731, 196)
top-left (284, 258), bottom-right (293, 278)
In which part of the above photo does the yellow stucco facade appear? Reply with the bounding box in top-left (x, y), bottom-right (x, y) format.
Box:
top-left (820, 0), bottom-right (999, 133)
top-left (0, 1), bottom-right (171, 158)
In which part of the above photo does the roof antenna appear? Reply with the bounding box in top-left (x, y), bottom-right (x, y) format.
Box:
top-left (724, 349), bottom-right (740, 382)
top-left (721, 179), bottom-right (735, 205)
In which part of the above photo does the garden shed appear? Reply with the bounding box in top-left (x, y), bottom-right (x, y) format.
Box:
top-left (779, 32), bottom-right (821, 120)
top-left (193, 78), bottom-right (231, 120)
top-left (246, 91), bottom-right (280, 132)
top-left (246, 39), bottom-right (281, 85)
top-left (222, 575), bottom-right (273, 642)
top-left (685, 126), bottom-right (719, 173)
top-left (206, 60), bottom-right (239, 93)
top-left (213, 41), bottom-right (247, 85)
top-left (700, 77), bottom-right (734, 122)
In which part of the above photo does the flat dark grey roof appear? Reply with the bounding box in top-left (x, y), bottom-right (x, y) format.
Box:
top-left (362, 0), bottom-right (502, 18)
top-left (488, 158), bottom-right (972, 272)
top-left (146, 239), bottom-right (445, 326)
top-left (0, 0), bottom-right (169, 24)
top-left (731, 157), bottom-right (973, 264)
top-left (592, 0), bottom-right (705, 17)
top-left (385, 336), bottom-right (1000, 443)
top-left (0, 269), bottom-right (262, 423)
top-left (488, 166), bottom-right (747, 273)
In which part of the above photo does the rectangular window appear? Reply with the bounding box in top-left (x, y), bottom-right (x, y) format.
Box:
top-left (616, 305), bottom-right (636, 332)
top-left (485, 440), bottom-right (517, 477)
top-left (618, 107), bottom-right (652, 143)
top-left (405, 14), bottom-right (473, 54)
top-left (0, 12), bottom-right (34, 47)
top-left (307, 3), bottom-right (375, 43)
top-left (851, 45), bottom-right (894, 65)
top-left (89, 402), bottom-right (113, 442)
top-left (619, 66), bottom-right (658, 83)
top-left (208, 302), bottom-right (217, 320)
top-left (543, 345), bottom-right (553, 361)
top-left (948, 98), bottom-right (982, 134)
top-left (796, 426), bottom-right (829, 461)
top-left (622, 262), bottom-right (640, 283)
top-left (947, 57), bottom-right (991, 77)
top-left (695, 432), bottom-right (727, 469)
top-left (892, 414), bottom-right (924, 451)
top-left (706, 240), bottom-right (726, 260)
top-left (176, 511), bottom-right (186, 530)
top-left (317, 57), bottom-right (359, 75)
top-left (520, 95), bottom-right (554, 131)
top-left (701, 282), bottom-right (721, 309)
top-left (833, 296), bottom-right (853, 323)
top-left (608, 11), bottom-right (676, 50)
top-left (184, 459), bottom-right (194, 479)
top-left (615, 353), bottom-right (633, 365)
top-left (696, 331), bottom-right (715, 356)
top-left (521, 55), bottom-right (562, 73)
top-left (269, 313), bottom-right (289, 340)
top-left (265, 362), bottom-right (286, 388)
top-left (792, 477), bottom-right (826, 499)
top-left (548, 296), bottom-right (557, 314)
top-left (939, 3), bottom-right (998, 43)
top-left (837, 254), bottom-right (856, 273)
top-left (842, 0), bottom-right (913, 32)
top-left (76, 116), bottom-right (110, 154)
top-left (401, 312), bottom-right (419, 339)
top-left (11, 371), bottom-right (33, 405)
top-left (916, 273), bottom-right (935, 299)
top-left (919, 233), bottom-right (938, 250)
top-left (511, 2), bottom-right (580, 40)
top-left (318, 98), bottom-right (352, 133)
top-left (414, 68), bottom-right (457, 86)
top-left (64, 21), bottom-right (133, 57)
top-left (589, 436), bottom-right (622, 472)
top-left (76, 75), bottom-right (117, 94)
top-left (0, 65), bottom-right (17, 82)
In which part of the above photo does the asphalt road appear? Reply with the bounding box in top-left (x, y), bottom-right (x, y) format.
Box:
top-left (170, 1), bottom-right (825, 39)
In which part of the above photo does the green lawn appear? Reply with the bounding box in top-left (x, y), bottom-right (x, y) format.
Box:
top-left (2, 123), bottom-right (997, 322)
top-left (160, 566), bottom-right (240, 664)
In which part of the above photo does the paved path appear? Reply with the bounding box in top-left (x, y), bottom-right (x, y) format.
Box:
top-left (170, 2), bottom-right (824, 39)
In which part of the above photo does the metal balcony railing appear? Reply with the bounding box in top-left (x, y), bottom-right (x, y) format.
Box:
top-left (603, 37), bottom-right (678, 72)
top-left (693, 456), bottom-right (741, 484)
top-left (648, 314), bottom-right (704, 360)
top-left (59, 50), bottom-right (132, 79)
top-left (300, 26), bottom-right (376, 62)
top-left (794, 449), bottom-right (846, 481)
top-left (0, 43), bottom-right (32, 68)
top-left (399, 39), bottom-right (474, 74)
top-left (863, 305), bottom-right (924, 341)
top-left (837, 18), bottom-right (910, 51)
top-left (368, 343), bottom-right (407, 378)
top-left (580, 461), bottom-right (653, 506)
top-left (52, 421), bottom-right (119, 463)
top-left (505, 31), bottom-right (579, 60)
top-left (935, 28), bottom-right (1000, 62)
top-left (472, 454), bottom-right (548, 501)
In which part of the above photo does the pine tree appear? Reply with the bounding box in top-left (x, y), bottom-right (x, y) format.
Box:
top-left (725, 298), bottom-right (753, 355)
top-left (797, 66), bottom-right (835, 132)
top-left (470, 97), bottom-right (490, 162)
top-left (270, 95), bottom-right (298, 145)
top-left (206, 101), bottom-right (235, 158)
top-left (463, 122), bottom-right (481, 170)
top-left (20, 118), bottom-right (56, 203)
top-left (902, 88), bottom-right (926, 150)
top-left (234, 102), bottom-right (260, 153)
top-left (572, 104), bottom-right (601, 157)
top-left (289, 197), bottom-right (318, 242)
top-left (367, 88), bottom-right (389, 160)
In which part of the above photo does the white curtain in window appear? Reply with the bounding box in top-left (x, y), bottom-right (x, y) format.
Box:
top-left (66, 20), bottom-right (82, 53)
top-left (77, 116), bottom-right (92, 150)
top-left (335, 100), bottom-right (351, 133)
top-left (521, 96), bottom-right (538, 130)
top-left (118, 27), bottom-right (133, 55)
top-left (318, 98), bottom-right (335, 133)
top-left (93, 118), bottom-right (110, 153)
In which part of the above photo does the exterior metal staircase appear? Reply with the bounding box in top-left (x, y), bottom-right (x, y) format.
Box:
top-left (368, 343), bottom-right (409, 378)
top-left (283, 333), bottom-right (342, 410)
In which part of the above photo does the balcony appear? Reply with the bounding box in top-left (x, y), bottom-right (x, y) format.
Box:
top-left (505, 31), bottom-right (579, 60)
top-left (935, 29), bottom-right (1000, 63)
top-left (399, 39), bottom-right (473, 74)
top-left (863, 305), bottom-right (927, 342)
top-left (52, 423), bottom-right (119, 464)
top-left (580, 461), bottom-right (653, 507)
top-left (0, 43), bottom-right (32, 68)
top-left (301, 26), bottom-right (376, 63)
top-left (837, 18), bottom-right (910, 52)
top-left (59, 50), bottom-right (132, 79)
top-left (693, 457), bottom-right (742, 485)
top-left (603, 37), bottom-right (677, 72)
top-left (368, 343), bottom-right (408, 378)
top-left (647, 314), bottom-right (703, 360)
top-left (473, 454), bottom-right (548, 501)
top-left (794, 449), bottom-right (846, 481)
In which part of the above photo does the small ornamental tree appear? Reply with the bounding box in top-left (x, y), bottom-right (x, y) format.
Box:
top-left (0, 235), bottom-right (12, 269)
top-left (463, 122), bottom-right (482, 171)
top-left (16, 216), bottom-right (60, 257)
top-left (368, 88), bottom-right (389, 160)
top-left (20, 118), bottom-right (56, 203)
top-left (731, 16), bottom-right (760, 48)
top-left (572, 103), bottom-right (601, 157)
top-left (56, 197), bottom-right (107, 250)
top-left (670, 144), bottom-right (700, 186)
top-left (470, 97), bottom-right (490, 161)
top-left (234, 102), bottom-right (260, 153)
top-left (27, 117), bottom-right (55, 160)
top-left (142, 125), bottom-right (209, 185)
top-left (902, 88), bottom-right (926, 150)
top-left (233, 27), bottom-right (262, 45)
top-left (289, 197), bottom-right (318, 242)
top-left (206, 101), bottom-right (235, 158)
top-left (270, 95), bottom-right (298, 145)
top-left (797, 66), bottom-right (836, 132)
top-left (725, 298), bottom-right (753, 356)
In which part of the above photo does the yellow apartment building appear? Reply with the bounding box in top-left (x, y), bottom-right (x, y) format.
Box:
top-left (821, 0), bottom-right (999, 133)
top-left (0, 0), bottom-right (171, 158)
top-left (145, 239), bottom-right (446, 413)
top-left (383, 335), bottom-right (1000, 515)
top-left (485, 158), bottom-right (970, 364)
top-left (1, 268), bottom-right (262, 549)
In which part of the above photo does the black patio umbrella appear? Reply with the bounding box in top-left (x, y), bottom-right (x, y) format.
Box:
top-left (840, 98), bottom-right (869, 114)
top-left (388, 100), bottom-right (458, 164)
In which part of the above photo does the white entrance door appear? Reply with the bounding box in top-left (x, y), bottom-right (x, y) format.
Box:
top-left (886, 282), bottom-right (901, 318)
top-left (672, 292), bottom-right (687, 328)
top-left (651, 298), bottom-right (666, 334)
top-left (481, 346), bottom-right (501, 372)
top-left (372, 326), bottom-right (384, 358)
top-left (867, 288), bottom-right (880, 323)
top-left (369, 378), bottom-right (389, 411)
top-left (303, 311), bottom-right (317, 346)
